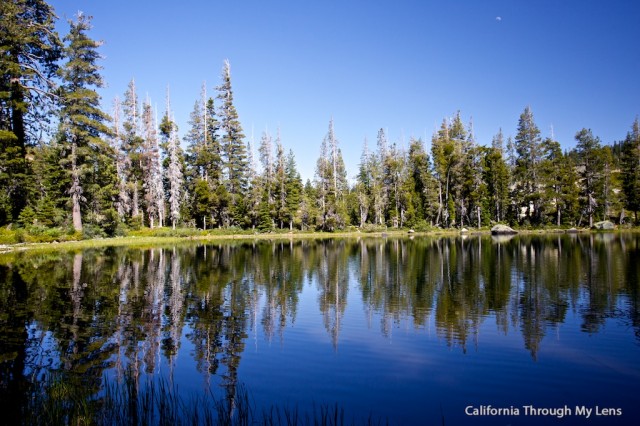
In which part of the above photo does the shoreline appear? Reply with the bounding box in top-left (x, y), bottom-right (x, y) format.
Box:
top-left (1, 226), bottom-right (638, 254)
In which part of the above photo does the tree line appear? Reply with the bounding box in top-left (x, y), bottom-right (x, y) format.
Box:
top-left (2, 0), bottom-right (640, 238)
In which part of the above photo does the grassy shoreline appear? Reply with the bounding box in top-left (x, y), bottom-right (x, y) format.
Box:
top-left (1, 225), bottom-right (638, 254)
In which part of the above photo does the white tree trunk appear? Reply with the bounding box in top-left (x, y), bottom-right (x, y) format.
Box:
top-left (70, 142), bottom-right (83, 232)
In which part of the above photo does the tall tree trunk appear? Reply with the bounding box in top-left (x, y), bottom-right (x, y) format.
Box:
top-left (71, 142), bottom-right (83, 232)
top-left (436, 182), bottom-right (443, 226)
top-left (9, 80), bottom-right (28, 221)
top-left (72, 190), bottom-right (82, 232)
top-left (132, 180), bottom-right (139, 218)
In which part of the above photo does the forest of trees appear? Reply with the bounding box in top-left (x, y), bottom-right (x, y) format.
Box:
top-left (2, 0), bottom-right (640, 239)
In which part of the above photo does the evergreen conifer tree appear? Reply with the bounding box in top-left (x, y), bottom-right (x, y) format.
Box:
top-left (216, 60), bottom-right (247, 223)
top-left (141, 99), bottom-right (164, 228)
top-left (0, 0), bottom-right (62, 223)
top-left (482, 146), bottom-right (510, 223)
top-left (621, 118), bottom-right (640, 222)
top-left (574, 128), bottom-right (602, 227)
top-left (356, 138), bottom-right (372, 227)
top-left (513, 106), bottom-right (543, 224)
top-left (284, 149), bottom-right (302, 230)
top-left (161, 94), bottom-right (183, 229)
top-left (121, 79), bottom-right (144, 223)
top-left (431, 115), bottom-right (464, 227)
top-left (57, 12), bottom-right (111, 232)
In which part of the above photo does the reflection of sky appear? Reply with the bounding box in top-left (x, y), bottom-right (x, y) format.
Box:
top-left (231, 270), bottom-right (640, 424)
top-left (7, 237), bottom-right (640, 425)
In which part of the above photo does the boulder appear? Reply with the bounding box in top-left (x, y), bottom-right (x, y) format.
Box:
top-left (460, 228), bottom-right (469, 233)
top-left (592, 221), bottom-right (614, 231)
top-left (566, 228), bottom-right (579, 233)
top-left (491, 224), bottom-right (517, 235)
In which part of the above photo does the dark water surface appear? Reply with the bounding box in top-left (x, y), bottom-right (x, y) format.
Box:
top-left (1, 233), bottom-right (639, 425)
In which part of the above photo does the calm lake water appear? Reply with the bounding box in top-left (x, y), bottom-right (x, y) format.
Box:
top-left (1, 233), bottom-right (639, 425)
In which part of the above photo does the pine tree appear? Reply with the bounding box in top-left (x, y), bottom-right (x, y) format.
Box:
top-left (111, 96), bottom-right (130, 220)
top-left (245, 137), bottom-right (262, 230)
top-left (356, 138), bottom-right (371, 227)
top-left (513, 106), bottom-right (543, 224)
top-left (492, 128), bottom-right (505, 152)
top-left (621, 118), bottom-right (640, 222)
top-left (370, 129), bottom-right (388, 225)
top-left (315, 119), bottom-right (347, 231)
top-left (484, 129), bottom-right (511, 223)
top-left (574, 128), bottom-right (602, 227)
top-left (284, 150), bottom-right (302, 230)
top-left (0, 0), bottom-right (62, 223)
top-left (482, 146), bottom-right (510, 223)
top-left (273, 133), bottom-right (287, 228)
top-left (184, 99), bottom-right (205, 179)
top-left (539, 138), bottom-right (561, 224)
top-left (385, 141), bottom-right (405, 227)
top-left (315, 127), bottom-right (330, 229)
top-left (458, 120), bottom-right (484, 228)
top-left (121, 79), bottom-right (144, 222)
top-left (404, 138), bottom-right (433, 226)
top-left (141, 99), bottom-right (164, 228)
top-left (216, 60), bottom-right (247, 223)
top-left (26, 141), bottom-right (67, 227)
top-left (258, 130), bottom-right (274, 204)
top-left (598, 145), bottom-right (618, 222)
top-left (162, 94), bottom-right (183, 229)
top-left (431, 115), bottom-right (464, 227)
top-left (57, 12), bottom-right (111, 232)
top-left (185, 85), bottom-right (223, 229)
top-left (334, 149), bottom-right (349, 226)
top-left (299, 179), bottom-right (318, 230)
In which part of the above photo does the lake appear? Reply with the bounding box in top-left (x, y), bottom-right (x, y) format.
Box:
top-left (1, 233), bottom-right (639, 425)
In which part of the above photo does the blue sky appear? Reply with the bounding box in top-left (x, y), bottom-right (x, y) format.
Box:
top-left (49, 0), bottom-right (640, 182)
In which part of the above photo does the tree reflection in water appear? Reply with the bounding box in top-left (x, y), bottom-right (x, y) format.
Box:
top-left (0, 233), bottom-right (639, 421)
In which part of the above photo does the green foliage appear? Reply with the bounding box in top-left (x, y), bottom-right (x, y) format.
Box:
top-left (58, 13), bottom-right (111, 233)
top-left (192, 178), bottom-right (213, 228)
top-left (513, 106), bottom-right (543, 224)
top-left (315, 119), bottom-right (348, 231)
top-left (257, 200), bottom-right (275, 232)
top-left (0, 225), bottom-right (83, 243)
top-left (574, 128), bottom-right (603, 227)
top-left (360, 223), bottom-right (388, 233)
top-left (128, 227), bottom-right (204, 238)
top-left (621, 118), bottom-right (640, 222)
top-left (217, 60), bottom-right (248, 213)
top-left (540, 138), bottom-right (579, 226)
top-left (431, 114), bottom-right (465, 227)
top-left (82, 223), bottom-right (106, 239)
top-left (0, 0), bottom-right (63, 223)
top-left (482, 146), bottom-right (510, 224)
top-left (0, 227), bottom-right (18, 244)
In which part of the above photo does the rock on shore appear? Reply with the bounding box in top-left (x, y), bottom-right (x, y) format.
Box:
top-left (592, 221), bottom-right (614, 230)
top-left (491, 224), bottom-right (518, 235)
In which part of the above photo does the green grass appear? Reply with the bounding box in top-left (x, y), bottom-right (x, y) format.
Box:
top-left (2, 224), bottom-right (640, 255)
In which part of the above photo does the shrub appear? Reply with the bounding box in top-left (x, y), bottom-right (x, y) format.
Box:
top-left (360, 224), bottom-right (388, 233)
top-left (82, 224), bottom-right (106, 240)
top-left (0, 227), bottom-right (18, 244)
